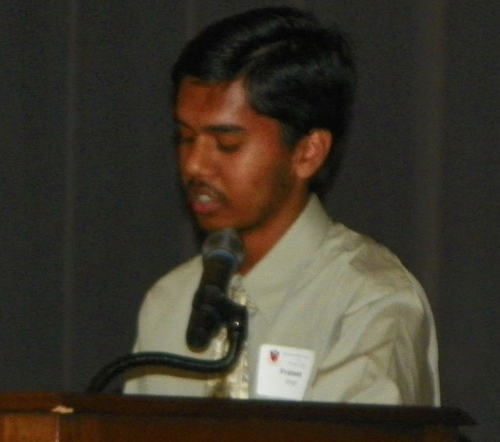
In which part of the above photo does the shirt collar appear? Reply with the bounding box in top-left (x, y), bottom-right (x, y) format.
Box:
top-left (241, 194), bottom-right (333, 324)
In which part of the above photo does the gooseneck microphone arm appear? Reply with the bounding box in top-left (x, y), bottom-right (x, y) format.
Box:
top-left (86, 229), bottom-right (248, 394)
top-left (86, 293), bottom-right (247, 393)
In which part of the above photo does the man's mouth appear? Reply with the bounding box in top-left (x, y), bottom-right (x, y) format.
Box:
top-left (186, 182), bottom-right (227, 215)
top-left (196, 194), bottom-right (214, 204)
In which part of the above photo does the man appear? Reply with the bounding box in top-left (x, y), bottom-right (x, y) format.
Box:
top-left (125, 7), bottom-right (439, 405)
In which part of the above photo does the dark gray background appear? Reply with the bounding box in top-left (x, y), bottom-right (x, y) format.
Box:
top-left (1, 0), bottom-right (498, 440)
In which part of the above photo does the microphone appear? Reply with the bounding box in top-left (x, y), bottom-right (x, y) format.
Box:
top-left (186, 229), bottom-right (245, 351)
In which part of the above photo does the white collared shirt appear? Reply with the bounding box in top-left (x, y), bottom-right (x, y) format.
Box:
top-left (125, 195), bottom-right (440, 405)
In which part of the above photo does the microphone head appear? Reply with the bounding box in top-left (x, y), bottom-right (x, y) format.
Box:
top-left (186, 229), bottom-right (245, 351)
top-left (202, 229), bottom-right (245, 269)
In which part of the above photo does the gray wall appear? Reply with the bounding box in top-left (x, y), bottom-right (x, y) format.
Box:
top-left (1, 0), bottom-right (499, 440)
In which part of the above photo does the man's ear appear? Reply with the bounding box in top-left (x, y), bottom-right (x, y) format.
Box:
top-left (292, 129), bottom-right (333, 180)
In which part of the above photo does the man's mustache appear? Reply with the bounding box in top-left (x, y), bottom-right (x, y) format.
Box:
top-left (183, 180), bottom-right (229, 204)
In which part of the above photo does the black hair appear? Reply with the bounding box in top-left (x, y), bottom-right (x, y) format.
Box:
top-left (172, 7), bottom-right (356, 195)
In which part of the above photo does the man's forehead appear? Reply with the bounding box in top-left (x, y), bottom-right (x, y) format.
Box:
top-left (174, 77), bottom-right (258, 128)
top-left (177, 77), bottom-right (248, 107)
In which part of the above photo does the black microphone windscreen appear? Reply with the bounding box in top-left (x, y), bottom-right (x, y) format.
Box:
top-left (202, 229), bottom-right (245, 266)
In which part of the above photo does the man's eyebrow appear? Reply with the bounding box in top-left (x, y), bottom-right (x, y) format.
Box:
top-left (206, 124), bottom-right (245, 134)
top-left (175, 119), bottom-right (245, 134)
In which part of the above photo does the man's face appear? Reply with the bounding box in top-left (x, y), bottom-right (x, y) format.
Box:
top-left (175, 77), bottom-right (305, 236)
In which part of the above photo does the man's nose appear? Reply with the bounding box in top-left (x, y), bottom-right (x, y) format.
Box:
top-left (180, 137), bottom-right (216, 178)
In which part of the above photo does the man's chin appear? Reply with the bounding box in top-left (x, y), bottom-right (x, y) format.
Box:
top-left (195, 217), bottom-right (234, 233)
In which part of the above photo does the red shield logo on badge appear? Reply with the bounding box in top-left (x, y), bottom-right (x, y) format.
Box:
top-left (269, 349), bottom-right (280, 364)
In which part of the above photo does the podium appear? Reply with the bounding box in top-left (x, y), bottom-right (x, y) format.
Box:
top-left (0, 393), bottom-right (473, 441)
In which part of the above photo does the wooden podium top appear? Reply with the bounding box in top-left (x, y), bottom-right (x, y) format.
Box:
top-left (0, 392), bottom-right (472, 424)
top-left (0, 393), bottom-right (474, 442)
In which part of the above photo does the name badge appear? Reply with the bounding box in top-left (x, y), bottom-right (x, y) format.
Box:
top-left (256, 344), bottom-right (315, 400)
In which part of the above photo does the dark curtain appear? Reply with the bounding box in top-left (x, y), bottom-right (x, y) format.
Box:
top-left (1, 0), bottom-right (498, 440)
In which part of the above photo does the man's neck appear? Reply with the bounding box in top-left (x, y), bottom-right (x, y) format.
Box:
top-left (238, 194), bottom-right (311, 275)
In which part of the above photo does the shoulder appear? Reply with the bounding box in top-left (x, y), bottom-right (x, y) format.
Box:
top-left (148, 255), bottom-right (203, 299)
top-left (319, 223), bottom-right (429, 314)
top-left (137, 255), bottom-right (202, 327)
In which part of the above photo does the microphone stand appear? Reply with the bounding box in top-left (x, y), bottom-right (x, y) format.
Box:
top-left (86, 295), bottom-right (248, 393)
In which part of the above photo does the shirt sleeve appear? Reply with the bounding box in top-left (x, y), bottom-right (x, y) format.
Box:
top-left (309, 286), bottom-right (439, 405)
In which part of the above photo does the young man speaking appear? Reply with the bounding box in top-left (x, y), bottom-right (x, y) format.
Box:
top-left (125, 7), bottom-right (439, 405)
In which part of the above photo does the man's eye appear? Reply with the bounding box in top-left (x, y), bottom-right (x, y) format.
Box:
top-left (174, 126), bottom-right (195, 147)
top-left (177, 136), bottom-right (194, 146)
top-left (216, 134), bottom-right (242, 153)
top-left (217, 143), bottom-right (240, 153)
